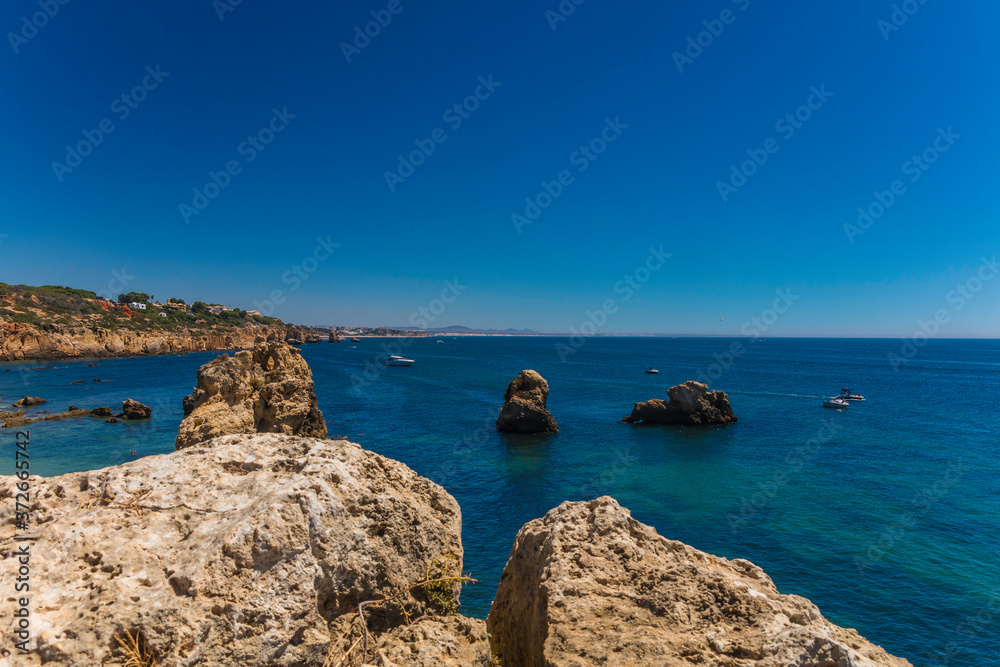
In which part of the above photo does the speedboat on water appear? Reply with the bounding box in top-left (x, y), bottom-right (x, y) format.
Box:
top-left (384, 355), bottom-right (414, 366)
top-left (645, 368), bottom-right (659, 374)
top-left (839, 387), bottom-right (865, 401)
top-left (823, 397), bottom-right (849, 409)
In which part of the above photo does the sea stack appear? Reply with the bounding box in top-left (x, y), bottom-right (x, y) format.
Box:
top-left (175, 339), bottom-right (327, 449)
top-left (622, 380), bottom-right (736, 425)
top-left (487, 497), bottom-right (911, 667)
top-left (496, 370), bottom-right (559, 434)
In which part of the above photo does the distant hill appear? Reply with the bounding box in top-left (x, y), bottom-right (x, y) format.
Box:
top-left (396, 325), bottom-right (543, 335)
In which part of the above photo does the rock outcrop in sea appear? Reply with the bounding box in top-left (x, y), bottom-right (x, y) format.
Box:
top-left (487, 496), bottom-right (910, 667)
top-left (176, 340), bottom-right (327, 449)
top-left (122, 398), bottom-right (152, 420)
top-left (11, 396), bottom-right (46, 407)
top-left (495, 369), bottom-right (559, 434)
top-left (622, 380), bottom-right (737, 425)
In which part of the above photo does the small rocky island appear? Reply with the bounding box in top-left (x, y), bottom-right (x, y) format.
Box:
top-left (496, 369), bottom-right (559, 434)
top-left (0, 347), bottom-right (911, 666)
top-left (623, 380), bottom-right (737, 425)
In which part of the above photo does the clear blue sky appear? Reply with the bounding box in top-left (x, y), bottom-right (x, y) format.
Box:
top-left (2, 1), bottom-right (998, 336)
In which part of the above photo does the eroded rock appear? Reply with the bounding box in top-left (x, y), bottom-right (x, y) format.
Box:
top-left (373, 615), bottom-right (491, 666)
top-left (496, 370), bottom-right (558, 434)
top-left (0, 433), bottom-right (465, 666)
top-left (487, 497), bottom-right (910, 667)
top-left (11, 396), bottom-right (45, 407)
top-left (176, 340), bottom-right (327, 450)
top-left (122, 399), bottom-right (152, 420)
top-left (622, 380), bottom-right (737, 425)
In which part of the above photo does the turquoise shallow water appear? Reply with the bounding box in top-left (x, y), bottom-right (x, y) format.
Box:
top-left (3, 337), bottom-right (999, 666)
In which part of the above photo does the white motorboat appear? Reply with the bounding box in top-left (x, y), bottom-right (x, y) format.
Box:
top-left (384, 355), bottom-right (414, 367)
top-left (645, 368), bottom-right (659, 374)
top-left (823, 397), bottom-right (849, 409)
top-left (839, 387), bottom-right (865, 401)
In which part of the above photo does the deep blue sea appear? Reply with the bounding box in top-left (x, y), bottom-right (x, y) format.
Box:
top-left (3, 337), bottom-right (999, 666)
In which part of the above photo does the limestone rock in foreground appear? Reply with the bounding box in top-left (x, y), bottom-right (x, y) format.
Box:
top-left (487, 497), bottom-right (911, 667)
top-left (496, 369), bottom-right (558, 434)
top-left (176, 339), bottom-right (327, 449)
top-left (623, 380), bottom-right (737, 425)
top-left (0, 433), bottom-right (464, 666)
top-left (373, 614), bottom-right (491, 666)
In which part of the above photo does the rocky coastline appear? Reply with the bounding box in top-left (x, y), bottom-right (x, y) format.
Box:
top-left (0, 343), bottom-right (912, 666)
top-left (0, 321), bottom-right (324, 362)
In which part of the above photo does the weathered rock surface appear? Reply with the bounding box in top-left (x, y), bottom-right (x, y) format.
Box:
top-left (488, 497), bottom-right (910, 667)
top-left (90, 407), bottom-right (113, 417)
top-left (623, 380), bottom-right (737, 426)
top-left (176, 340), bottom-right (327, 449)
top-left (496, 370), bottom-right (558, 434)
top-left (122, 398), bottom-right (152, 420)
top-left (11, 396), bottom-right (46, 407)
top-left (0, 433), bottom-right (466, 666)
top-left (0, 321), bottom-right (317, 362)
top-left (373, 614), bottom-right (491, 666)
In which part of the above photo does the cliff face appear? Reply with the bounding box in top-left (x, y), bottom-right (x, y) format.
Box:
top-left (0, 322), bottom-right (314, 361)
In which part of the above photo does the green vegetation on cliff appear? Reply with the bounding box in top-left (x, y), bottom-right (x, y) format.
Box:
top-left (0, 282), bottom-right (283, 332)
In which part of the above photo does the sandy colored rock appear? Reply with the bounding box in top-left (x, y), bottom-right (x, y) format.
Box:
top-left (487, 497), bottom-right (911, 667)
top-left (0, 433), bottom-right (465, 666)
top-left (176, 340), bottom-right (327, 449)
top-left (623, 380), bottom-right (737, 425)
top-left (122, 398), bottom-right (152, 420)
top-left (372, 615), bottom-right (492, 666)
top-left (0, 321), bottom-right (325, 362)
top-left (11, 396), bottom-right (46, 407)
top-left (496, 369), bottom-right (558, 434)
